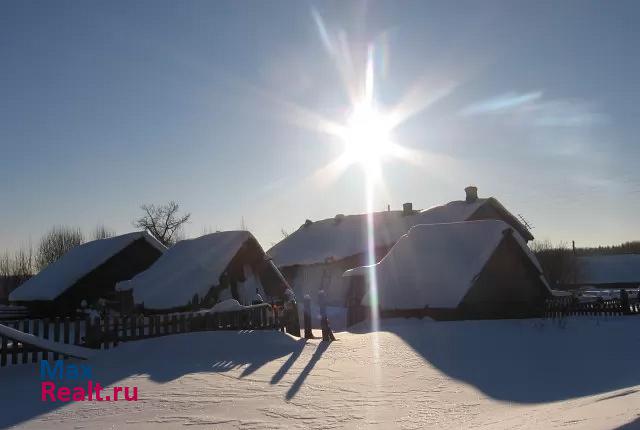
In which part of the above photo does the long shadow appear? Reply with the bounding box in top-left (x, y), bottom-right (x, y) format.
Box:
top-left (350, 317), bottom-right (640, 404)
top-left (0, 330), bottom-right (303, 429)
top-left (285, 341), bottom-right (330, 400)
top-left (270, 338), bottom-right (307, 384)
top-left (615, 418), bottom-right (640, 429)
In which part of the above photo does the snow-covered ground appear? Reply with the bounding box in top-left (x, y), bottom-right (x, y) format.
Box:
top-left (1, 317), bottom-right (639, 429)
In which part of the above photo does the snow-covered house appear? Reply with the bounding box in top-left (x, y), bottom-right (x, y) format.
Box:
top-left (568, 255), bottom-right (640, 289)
top-left (342, 220), bottom-right (551, 322)
top-left (268, 186), bottom-right (533, 306)
top-left (9, 232), bottom-right (166, 317)
top-left (116, 231), bottom-right (290, 312)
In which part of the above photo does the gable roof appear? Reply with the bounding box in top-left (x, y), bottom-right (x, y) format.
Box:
top-left (116, 231), bottom-right (257, 310)
top-left (343, 220), bottom-right (548, 310)
top-left (575, 255), bottom-right (640, 285)
top-left (10, 231), bottom-right (166, 302)
top-left (268, 196), bottom-right (531, 268)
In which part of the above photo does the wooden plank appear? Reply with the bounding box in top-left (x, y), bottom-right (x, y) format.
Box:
top-left (42, 319), bottom-right (50, 360)
top-left (63, 318), bottom-right (70, 352)
top-left (113, 318), bottom-right (120, 346)
top-left (138, 316), bottom-right (144, 338)
top-left (171, 314), bottom-right (177, 334)
top-left (162, 315), bottom-right (168, 335)
top-left (32, 320), bottom-right (40, 363)
top-left (1, 335), bottom-right (7, 367)
top-left (104, 317), bottom-right (110, 350)
top-left (148, 315), bottom-right (155, 337)
top-left (74, 319), bottom-right (80, 346)
top-left (179, 314), bottom-right (186, 333)
top-left (84, 317), bottom-right (92, 348)
top-left (131, 316), bottom-right (137, 340)
top-left (22, 320), bottom-right (30, 363)
top-left (53, 318), bottom-right (61, 360)
top-left (11, 322), bottom-right (18, 365)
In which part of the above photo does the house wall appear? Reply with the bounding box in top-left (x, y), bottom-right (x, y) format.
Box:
top-left (25, 239), bottom-right (163, 317)
top-left (459, 236), bottom-right (550, 318)
top-left (281, 245), bottom-right (393, 306)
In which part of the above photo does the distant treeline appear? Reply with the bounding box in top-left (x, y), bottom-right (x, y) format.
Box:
top-left (575, 241), bottom-right (640, 256)
top-left (1, 225), bottom-right (114, 281)
top-left (531, 240), bottom-right (640, 289)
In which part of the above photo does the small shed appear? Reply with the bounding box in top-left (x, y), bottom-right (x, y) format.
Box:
top-left (343, 220), bottom-right (551, 323)
top-left (9, 231), bottom-right (166, 317)
top-left (116, 231), bottom-right (290, 312)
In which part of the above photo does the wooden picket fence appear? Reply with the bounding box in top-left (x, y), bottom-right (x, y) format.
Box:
top-left (0, 303), bottom-right (283, 368)
top-left (544, 298), bottom-right (640, 318)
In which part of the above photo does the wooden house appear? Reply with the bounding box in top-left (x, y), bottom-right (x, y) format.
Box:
top-left (9, 232), bottom-right (166, 317)
top-left (343, 220), bottom-right (552, 323)
top-left (268, 186), bottom-right (534, 306)
top-left (116, 231), bottom-right (290, 312)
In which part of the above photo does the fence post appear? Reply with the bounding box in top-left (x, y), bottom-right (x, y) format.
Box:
top-left (105, 317), bottom-right (111, 350)
top-left (73, 319), bottom-right (80, 346)
top-left (179, 314), bottom-right (186, 333)
top-left (318, 290), bottom-right (335, 342)
top-left (32, 320), bottom-right (40, 363)
top-left (10, 322), bottom-right (19, 365)
top-left (53, 318), bottom-right (61, 360)
top-left (63, 317), bottom-right (70, 351)
top-left (303, 295), bottom-right (314, 339)
top-left (113, 318), bottom-right (120, 346)
top-left (1, 335), bottom-right (6, 367)
top-left (42, 318), bottom-right (50, 360)
top-left (138, 316), bottom-right (144, 338)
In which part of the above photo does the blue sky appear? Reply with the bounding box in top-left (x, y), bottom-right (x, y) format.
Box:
top-left (1, 0), bottom-right (639, 252)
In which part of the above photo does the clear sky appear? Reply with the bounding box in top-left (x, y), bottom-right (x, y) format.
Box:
top-left (1, 0), bottom-right (639, 252)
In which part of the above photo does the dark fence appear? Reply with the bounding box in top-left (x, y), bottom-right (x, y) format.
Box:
top-left (545, 298), bottom-right (640, 318)
top-left (0, 304), bottom-right (284, 368)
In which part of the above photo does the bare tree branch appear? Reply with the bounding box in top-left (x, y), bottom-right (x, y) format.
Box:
top-left (134, 201), bottom-right (190, 247)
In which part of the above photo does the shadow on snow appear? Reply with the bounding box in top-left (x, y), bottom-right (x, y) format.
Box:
top-left (0, 330), bottom-right (326, 428)
top-left (350, 316), bottom-right (640, 404)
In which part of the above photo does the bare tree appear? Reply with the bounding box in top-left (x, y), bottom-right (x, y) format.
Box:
top-left (530, 240), bottom-right (578, 288)
top-left (93, 225), bottom-right (115, 240)
top-left (134, 201), bottom-right (190, 247)
top-left (36, 226), bottom-right (84, 270)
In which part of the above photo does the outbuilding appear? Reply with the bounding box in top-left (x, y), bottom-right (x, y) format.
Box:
top-left (9, 231), bottom-right (166, 316)
top-left (116, 231), bottom-right (290, 312)
top-left (343, 220), bottom-right (551, 323)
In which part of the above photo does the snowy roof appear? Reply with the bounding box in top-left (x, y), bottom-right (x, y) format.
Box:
top-left (575, 255), bottom-right (640, 285)
top-left (10, 231), bottom-right (165, 302)
top-left (268, 197), bottom-right (531, 267)
top-left (343, 220), bottom-right (548, 309)
top-left (117, 231), bottom-right (256, 310)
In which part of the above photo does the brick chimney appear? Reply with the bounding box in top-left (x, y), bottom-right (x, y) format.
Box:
top-left (465, 186), bottom-right (478, 203)
top-left (402, 202), bottom-right (413, 215)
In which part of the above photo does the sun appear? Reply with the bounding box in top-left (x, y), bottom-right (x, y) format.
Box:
top-left (340, 103), bottom-right (393, 174)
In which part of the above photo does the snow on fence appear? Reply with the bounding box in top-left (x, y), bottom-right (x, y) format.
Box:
top-left (544, 298), bottom-right (640, 318)
top-left (0, 304), bottom-right (284, 368)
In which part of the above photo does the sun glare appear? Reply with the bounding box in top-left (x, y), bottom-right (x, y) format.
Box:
top-left (340, 103), bottom-right (393, 173)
